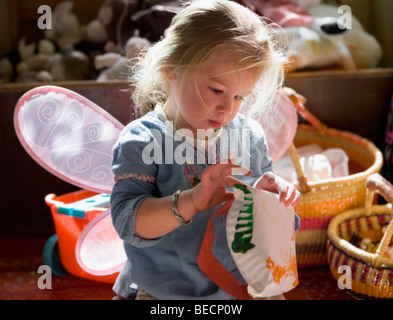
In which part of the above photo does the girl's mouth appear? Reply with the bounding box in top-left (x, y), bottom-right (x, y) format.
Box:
top-left (209, 120), bottom-right (223, 128)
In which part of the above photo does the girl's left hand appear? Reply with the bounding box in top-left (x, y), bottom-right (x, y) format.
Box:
top-left (254, 172), bottom-right (301, 207)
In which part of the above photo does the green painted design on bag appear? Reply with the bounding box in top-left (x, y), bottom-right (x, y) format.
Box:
top-left (231, 184), bottom-right (255, 254)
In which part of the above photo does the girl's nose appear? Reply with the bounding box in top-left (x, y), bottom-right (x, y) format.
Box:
top-left (216, 96), bottom-right (233, 114)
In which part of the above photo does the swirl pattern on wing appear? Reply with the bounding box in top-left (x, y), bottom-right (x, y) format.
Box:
top-left (15, 87), bottom-right (124, 193)
top-left (76, 210), bottom-right (126, 275)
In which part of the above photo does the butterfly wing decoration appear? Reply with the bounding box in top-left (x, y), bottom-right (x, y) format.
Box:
top-left (75, 210), bottom-right (127, 276)
top-left (14, 85), bottom-right (124, 194)
top-left (263, 91), bottom-right (298, 163)
top-left (14, 86), bottom-right (127, 276)
top-left (243, 90), bottom-right (298, 163)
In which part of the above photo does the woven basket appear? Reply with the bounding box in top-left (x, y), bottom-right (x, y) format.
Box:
top-left (327, 174), bottom-right (393, 299)
top-left (288, 99), bottom-right (383, 268)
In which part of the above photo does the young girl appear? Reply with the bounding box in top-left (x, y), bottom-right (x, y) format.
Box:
top-left (110, 0), bottom-right (300, 300)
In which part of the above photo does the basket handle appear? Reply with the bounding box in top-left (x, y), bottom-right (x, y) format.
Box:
top-left (365, 174), bottom-right (393, 265)
top-left (375, 220), bottom-right (393, 265)
top-left (366, 174), bottom-right (393, 212)
top-left (285, 88), bottom-right (326, 132)
top-left (288, 143), bottom-right (311, 194)
top-left (284, 88), bottom-right (327, 194)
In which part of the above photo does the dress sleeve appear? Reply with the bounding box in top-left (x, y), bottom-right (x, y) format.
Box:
top-left (110, 120), bottom-right (162, 247)
top-left (246, 116), bottom-right (274, 174)
top-left (258, 128), bottom-right (274, 174)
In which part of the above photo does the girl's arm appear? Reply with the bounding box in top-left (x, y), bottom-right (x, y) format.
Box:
top-left (135, 189), bottom-right (197, 239)
top-left (135, 162), bottom-right (251, 239)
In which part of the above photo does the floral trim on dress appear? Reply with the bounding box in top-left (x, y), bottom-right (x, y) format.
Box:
top-left (183, 163), bottom-right (201, 188)
top-left (115, 173), bottom-right (156, 184)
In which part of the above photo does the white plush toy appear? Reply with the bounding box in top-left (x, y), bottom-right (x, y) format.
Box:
top-left (44, 1), bottom-right (83, 51)
top-left (309, 3), bottom-right (383, 69)
top-left (94, 33), bottom-right (151, 82)
top-left (285, 2), bottom-right (382, 71)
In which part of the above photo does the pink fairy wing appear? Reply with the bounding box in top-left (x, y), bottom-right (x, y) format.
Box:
top-left (255, 91), bottom-right (298, 163)
top-left (264, 92), bottom-right (298, 163)
top-left (75, 209), bottom-right (127, 276)
top-left (14, 86), bottom-right (124, 194)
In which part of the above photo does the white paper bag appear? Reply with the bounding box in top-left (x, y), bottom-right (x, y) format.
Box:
top-left (226, 184), bottom-right (298, 298)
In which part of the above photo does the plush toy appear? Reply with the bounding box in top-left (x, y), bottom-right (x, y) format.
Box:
top-left (284, 24), bottom-right (356, 72)
top-left (16, 39), bottom-right (56, 73)
top-left (85, 0), bottom-right (181, 54)
top-left (85, 0), bottom-right (139, 53)
top-left (308, 3), bottom-right (383, 69)
top-left (94, 33), bottom-right (151, 82)
top-left (285, 2), bottom-right (383, 71)
top-left (129, 1), bottom-right (181, 43)
top-left (45, 1), bottom-right (83, 51)
top-left (13, 35), bottom-right (95, 83)
top-left (235, 0), bottom-right (318, 27)
top-left (15, 50), bottom-right (95, 83)
top-left (46, 50), bottom-right (95, 81)
top-left (11, 1), bottom-right (97, 83)
top-left (13, 38), bottom-right (56, 83)
top-left (235, 0), bottom-right (382, 72)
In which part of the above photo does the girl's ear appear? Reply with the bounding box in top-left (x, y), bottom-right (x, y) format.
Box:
top-left (164, 67), bottom-right (176, 81)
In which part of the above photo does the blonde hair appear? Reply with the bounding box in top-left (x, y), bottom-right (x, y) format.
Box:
top-left (130, 0), bottom-right (288, 119)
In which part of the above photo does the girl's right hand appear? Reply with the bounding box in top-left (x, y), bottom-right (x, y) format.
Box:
top-left (191, 161), bottom-right (252, 211)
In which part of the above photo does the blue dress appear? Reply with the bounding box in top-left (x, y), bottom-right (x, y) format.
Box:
top-left (110, 106), bottom-right (284, 299)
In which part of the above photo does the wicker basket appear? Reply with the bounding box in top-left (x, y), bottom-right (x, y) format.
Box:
top-left (288, 99), bottom-right (383, 268)
top-left (327, 174), bottom-right (393, 299)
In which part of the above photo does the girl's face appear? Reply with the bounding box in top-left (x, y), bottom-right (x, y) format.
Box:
top-left (164, 53), bottom-right (258, 136)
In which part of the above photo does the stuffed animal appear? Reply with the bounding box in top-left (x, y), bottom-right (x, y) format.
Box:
top-left (284, 24), bottom-right (356, 72)
top-left (308, 3), bottom-right (383, 69)
top-left (94, 33), bottom-right (151, 82)
top-left (11, 1), bottom-right (96, 83)
top-left (16, 38), bottom-right (56, 73)
top-left (15, 49), bottom-right (95, 83)
top-left (129, 1), bottom-right (181, 43)
top-left (85, 0), bottom-right (139, 53)
top-left (285, 2), bottom-right (383, 71)
top-left (13, 38), bottom-right (56, 83)
top-left (85, 0), bottom-right (180, 53)
top-left (235, 0), bottom-right (382, 72)
top-left (45, 1), bottom-right (83, 51)
top-left (13, 37), bottom-right (95, 83)
top-left (234, 0), bottom-right (318, 27)
top-left (46, 50), bottom-right (95, 81)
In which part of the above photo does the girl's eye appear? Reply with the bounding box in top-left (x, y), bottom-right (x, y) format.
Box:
top-left (234, 95), bottom-right (244, 101)
top-left (209, 87), bottom-right (223, 94)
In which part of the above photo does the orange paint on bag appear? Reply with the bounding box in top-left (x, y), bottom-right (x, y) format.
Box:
top-left (289, 254), bottom-right (299, 287)
top-left (266, 255), bottom-right (299, 287)
top-left (266, 257), bottom-right (286, 284)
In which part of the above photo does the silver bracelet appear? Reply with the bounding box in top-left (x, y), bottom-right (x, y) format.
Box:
top-left (171, 190), bottom-right (192, 226)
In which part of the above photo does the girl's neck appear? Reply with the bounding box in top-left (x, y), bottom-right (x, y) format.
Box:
top-left (159, 104), bottom-right (221, 151)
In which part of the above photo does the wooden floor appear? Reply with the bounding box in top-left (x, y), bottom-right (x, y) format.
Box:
top-left (0, 233), bottom-right (353, 300)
